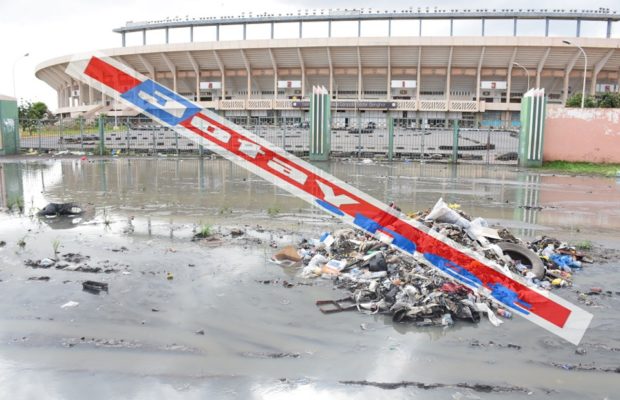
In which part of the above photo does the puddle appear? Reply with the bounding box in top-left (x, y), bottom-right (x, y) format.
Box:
top-left (0, 158), bottom-right (619, 399)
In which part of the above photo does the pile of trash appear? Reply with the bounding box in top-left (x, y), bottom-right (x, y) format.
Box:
top-left (271, 198), bottom-right (593, 328)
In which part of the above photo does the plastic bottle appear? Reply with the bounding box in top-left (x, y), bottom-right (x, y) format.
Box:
top-left (497, 309), bottom-right (513, 319)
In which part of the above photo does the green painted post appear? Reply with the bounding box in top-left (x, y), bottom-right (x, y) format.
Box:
top-left (309, 86), bottom-right (331, 161)
top-left (387, 114), bottom-right (394, 161)
top-left (452, 119), bottom-right (459, 163)
top-left (98, 115), bottom-right (105, 156)
top-left (0, 96), bottom-right (20, 155)
top-left (519, 89), bottom-right (546, 167)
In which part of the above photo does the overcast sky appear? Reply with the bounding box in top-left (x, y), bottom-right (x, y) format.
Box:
top-left (1, 0), bottom-right (618, 110)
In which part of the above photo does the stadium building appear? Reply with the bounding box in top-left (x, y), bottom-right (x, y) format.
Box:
top-left (36, 8), bottom-right (620, 129)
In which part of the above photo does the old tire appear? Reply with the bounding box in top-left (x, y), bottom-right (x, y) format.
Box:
top-left (496, 241), bottom-right (545, 280)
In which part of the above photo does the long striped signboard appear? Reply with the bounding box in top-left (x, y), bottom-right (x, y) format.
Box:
top-left (66, 54), bottom-right (592, 345)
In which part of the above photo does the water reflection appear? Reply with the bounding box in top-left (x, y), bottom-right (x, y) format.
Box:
top-left (1, 159), bottom-right (619, 235)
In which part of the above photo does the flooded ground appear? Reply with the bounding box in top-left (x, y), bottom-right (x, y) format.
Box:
top-left (0, 157), bottom-right (619, 399)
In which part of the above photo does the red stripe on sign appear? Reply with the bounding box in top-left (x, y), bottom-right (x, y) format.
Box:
top-left (181, 113), bottom-right (572, 328)
top-left (84, 56), bottom-right (142, 93)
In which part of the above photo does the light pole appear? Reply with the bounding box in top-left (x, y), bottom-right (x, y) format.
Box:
top-left (512, 62), bottom-right (530, 92)
top-left (563, 40), bottom-right (587, 109)
top-left (12, 52), bottom-right (30, 98)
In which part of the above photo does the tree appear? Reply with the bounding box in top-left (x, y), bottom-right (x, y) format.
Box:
top-left (565, 92), bottom-right (620, 108)
top-left (18, 101), bottom-right (50, 135)
top-left (596, 92), bottom-right (620, 108)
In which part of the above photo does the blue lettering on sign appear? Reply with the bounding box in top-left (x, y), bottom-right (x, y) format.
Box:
top-left (487, 283), bottom-right (532, 315)
top-left (315, 199), bottom-right (344, 216)
top-left (120, 80), bottom-right (201, 126)
top-left (353, 213), bottom-right (380, 234)
top-left (424, 253), bottom-right (482, 289)
top-left (353, 213), bottom-right (416, 253)
top-left (381, 227), bottom-right (416, 254)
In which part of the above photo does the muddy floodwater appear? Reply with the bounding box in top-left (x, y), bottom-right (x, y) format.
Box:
top-left (0, 158), bottom-right (619, 400)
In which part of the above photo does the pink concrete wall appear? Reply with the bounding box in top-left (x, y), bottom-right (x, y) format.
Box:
top-left (544, 107), bottom-right (620, 163)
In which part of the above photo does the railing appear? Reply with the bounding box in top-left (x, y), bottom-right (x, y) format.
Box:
top-left (247, 99), bottom-right (273, 109)
top-left (449, 100), bottom-right (479, 112)
top-left (274, 99), bottom-right (295, 109)
top-left (18, 116), bottom-right (520, 165)
top-left (419, 100), bottom-right (448, 111)
top-left (394, 100), bottom-right (418, 110)
top-left (219, 100), bottom-right (246, 110)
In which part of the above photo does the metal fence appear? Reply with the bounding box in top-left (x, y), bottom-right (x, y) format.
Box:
top-left (18, 115), bottom-right (519, 164)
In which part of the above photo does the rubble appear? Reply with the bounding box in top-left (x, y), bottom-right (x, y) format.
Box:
top-left (273, 198), bottom-right (596, 330)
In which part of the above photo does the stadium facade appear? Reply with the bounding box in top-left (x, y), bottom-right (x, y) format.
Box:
top-left (36, 8), bottom-right (620, 128)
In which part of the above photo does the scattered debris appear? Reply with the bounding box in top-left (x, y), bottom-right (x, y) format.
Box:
top-left (37, 203), bottom-right (83, 217)
top-left (82, 280), bottom-right (109, 294)
top-left (241, 352), bottom-right (301, 359)
top-left (27, 276), bottom-right (50, 281)
top-left (339, 380), bottom-right (529, 393)
top-left (60, 301), bottom-right (79, 309)
top-left (273, 198), bottom-right (596, 330)
top-left (271, 245), bottom-right (303, 267)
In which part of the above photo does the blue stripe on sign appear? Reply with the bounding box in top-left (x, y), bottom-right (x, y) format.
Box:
top-left (380, 228), bottom-right (416, 254)
top-left (487, 283), bottom-right (532, 315)
top-left (423, 253), bottom-right (482, 289)
top-left (353, 213), bottom-right (380, 234)
top-left (121, 80), bottom-right (201, 126)
top-left (315, 199), bottom-right (344, 216)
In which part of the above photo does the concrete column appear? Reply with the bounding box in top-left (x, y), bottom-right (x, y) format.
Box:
top-left (216, 25), bottom-right (220, 41)
top-left (328, 21), bottom-right (332, 37)
top-left (450, 19), bottom-right (453, 36)
top-left (196, 72), bottom-right (200, 102)
top-left (513, 18), bottom-right (517, 36)
top-left (271, 22), bottom-right (274, 39)
top-left (576, 19), bottom-right (581, 37)
top-left (122, 32), bottom-right (126, 47)
top-left (416, 47), bottom-right (421, 101)
top-left (545, 18), bottom-right (549, 37)
top-left (388, 19), bottom-right (392, 37)
top-left (165, 27), bottom-right (169, 44)
top-left (607, 19), bottom-right (612, 39)
top-left (142, 29), bottom-right (146, 45)
top-left (243, 24), bottom-right (246, 40)
top-left (481, 18), bottom-right (485, 36)
top-left (190, 26), bottom-right (194, 42)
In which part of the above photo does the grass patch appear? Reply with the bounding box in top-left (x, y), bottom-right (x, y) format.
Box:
top-left (193, 224), bottom-right (212, 239)
top-left (574, 240), bottom-right (593, 251)
top-left (540, 161), bottom-right (620, 177)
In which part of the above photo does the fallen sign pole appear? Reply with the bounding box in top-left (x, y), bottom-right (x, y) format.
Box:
top-left (66, 54), bottom-right (592, 345)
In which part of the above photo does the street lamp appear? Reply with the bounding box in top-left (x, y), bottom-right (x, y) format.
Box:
top-left (562, 40), bottom-right (587, 109)
top-left (512, 62), bottom-right (530, 92)
top-left (12, 52), bottom-right (30, 98)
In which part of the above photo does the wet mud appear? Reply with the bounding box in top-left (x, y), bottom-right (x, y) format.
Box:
top-left (0, 158), bottom-right (619, 399)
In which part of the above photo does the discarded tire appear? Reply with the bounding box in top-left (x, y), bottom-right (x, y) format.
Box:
top-left (496, 241), bottom-right (545, 280)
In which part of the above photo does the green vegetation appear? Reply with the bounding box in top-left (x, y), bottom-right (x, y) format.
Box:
top-left (540, 161), bottom-right (620, 177)
top-left (574, 240), bottom-right (593, 251)
top-left (565, 92), bottom-right (620, 108)
top-left (267, 206), bottom-right (280, 217)
top-left (18, 101), bottom-right (50, 135)
top-left (194, 224), bottom-right (212, 238)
